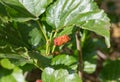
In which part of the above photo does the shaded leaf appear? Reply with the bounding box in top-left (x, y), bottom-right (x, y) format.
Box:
top-left (82, 37), bottom-right (109, 74)
top-left (0, 3), bottom-right (10, 23)
top-left (51, 54), bottom-right (77, 70)
top-left (16, 21), bottom-right (45, 47)
top-left (0, 23), bottom-right (29, 47)
top-left (29, 51), bottom-right (51, 69)
top-left (0, 45), bottom-right (31, 66)
top-left (0, 21), bottom-right (44, 48)
top-left (100, 60), bottom-right (120, 82)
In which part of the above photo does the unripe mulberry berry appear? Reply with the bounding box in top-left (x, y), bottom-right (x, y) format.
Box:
top-left (36, 79), bottom-right (42, 82)
top-left (54, 35), bottom-right (70, 46)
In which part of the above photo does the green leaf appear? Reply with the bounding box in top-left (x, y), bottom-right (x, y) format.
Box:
top-left (29, 27), bottom-right (42, 47)
top-left (0, 67), bottom-right (26, 82)
top-left (19, 0), bottom-right (53, 17)
top-left (12, 67), bottom-right (26, 82)
top-left (1, 59), bottom-right (15, 69)
top-left (0, 0), bottom-right (35, 22)
top-left (100, 60), bottom-right (120, 81)
top-left (51, 54), bottom-right (77, 70)
top-left (0, 0), bottom-right (23, 6)
top-left (0, 74), bottom-right (17, 82)
top-left (0, 21), bottom-right (44, 47)
top-left (58, 26), bottom-right (74, 36)
top-left (82, 37), bottom-right (108, 73)
top-left (42, 67), bottom-right (82, 82)
top-left (14, 21), bottom-right (44, 47)
top-left (0, 23), bottom-right (29, 47)
top-left (14, 21), bottom-right (45, 48)
top-left (29, 51), bottom-right (51, 69)
top-left (0, 3), bottom-right (10, 23)
top-left (0, 45), bottom-right (31, 66)
top-left (46, 0), bottom-right (110, 47)
top-left (84, 61), bottom-right (96, 73)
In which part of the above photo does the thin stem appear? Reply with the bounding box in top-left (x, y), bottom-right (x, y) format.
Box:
top-left (52, 45), bottom-right (56, 53)
top-left (81, 30), bottom-right (88, 47)
top-left (47, 32), bottom-right (53, 55)
top-left (37, 20), bottom-right (48, 41)
top-left (75, 30), bottom-right (83, 79)
top-left (37, 20), bottom-right (49, 55)
top-left (46, 31), bottom-right (55, 55)
top-left (34, 63), bottom-right (43, 71)
top-left (32, 59), bottom-right (43, 71)
top-left (51, 31), bottom-right (57, 53)
top-left (53, 31), bottom-right (57, 38)
top-left (50, 31), bottom-right (54, 42)
top-left (46, 40), bottom-right (50, 55)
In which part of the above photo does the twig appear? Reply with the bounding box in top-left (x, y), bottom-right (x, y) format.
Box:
top-left (96, 50), bottom-right (107, 60)
top-left (83, 50), bottom-right (107, 82)
top-left (75, 30), bottom-right (83, 79)
top-left (51, 31), bottom-right (57, 53)
top-left (94, 50), bottom-right (107, 76)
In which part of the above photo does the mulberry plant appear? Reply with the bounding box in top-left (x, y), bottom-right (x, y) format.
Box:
top-left (0, 0), bottom-right (110, 82)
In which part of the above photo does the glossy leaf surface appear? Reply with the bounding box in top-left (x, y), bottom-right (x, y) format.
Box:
top-left (46, 0), bottom-right (110, 47)
top-left (19, 0), bottom-right (53, 17)
top-left (42, 67), bottom-right (82, 82)
top-left (0, 0), bottom-right (35, 22)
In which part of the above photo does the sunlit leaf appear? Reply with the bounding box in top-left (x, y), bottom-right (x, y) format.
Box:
top-left (46, 0), bottom-right (110, 47)
top-left (0, 59), bottom-right (15, 69)
top-left (29, 27), bottom-right (42, 47)
top-left (0, 67), bottom-right (26, 82)
top-left (42, 67), bottom-right (82, 82)
top-left (0, 0), bottom-right (35, 22)
top-left (19, 0), bottom-right (53, 17)
top-left (12, 67), bottom-right (26, 82)
top-left (84, 61), bottom-right (96, 73)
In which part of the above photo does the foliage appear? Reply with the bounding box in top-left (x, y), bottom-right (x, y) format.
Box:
top-left (42, 67), bottom-right (82, 82)
top-left (0, 0), bottom-right (112, 82)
